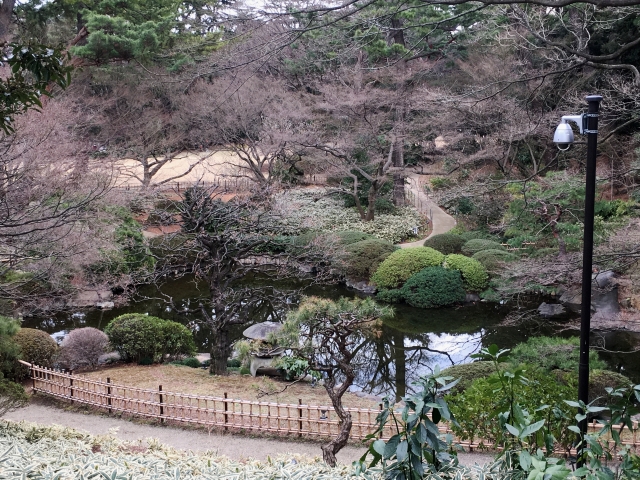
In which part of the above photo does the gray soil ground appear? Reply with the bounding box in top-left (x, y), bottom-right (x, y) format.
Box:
top-left (5, 397), bottom-right (493, 467)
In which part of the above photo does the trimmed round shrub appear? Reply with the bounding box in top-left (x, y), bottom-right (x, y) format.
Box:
top-left (472, 249), bottom-right (516, 272)
top-left (160, 321), bottom-right (197, 360)
top-left (458, 230), bottom-right (494, 242)
top-left (461, 239), bottom-right (505, 256)
top-left (376, 288), bottom-right (405, 304)
top-left (400, 266), bottom-right (466, 309)
top-left (14, 328), bottom-right (57, 368)
top-left (58, 327), bottom-right (109, 370)
top-left (181, 357), bottom-right (202, 368)
top-left (441, 361), bottom-right (496, 393)
top-left (105, 314), bottom-right (195, 364)
top-left (371, 247), bottom-right (445, 289)
top-left (443, 254), bottom-right (488, 291)
top-left (508, 336), bottom-right (607, 372)
top-left (423, 233), bottom-right (465, 255)
top-left (340, 238), bottom-right (397, 281)
top-left (589, 370), bottom-right (632, 404)
top-left (334, 231), bottom-right (375, 245)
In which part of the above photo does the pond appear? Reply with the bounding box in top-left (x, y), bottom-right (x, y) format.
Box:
top-left (23, 275), bottom-right (640, 400)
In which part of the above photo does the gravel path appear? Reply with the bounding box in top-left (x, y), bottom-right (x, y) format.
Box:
top-left (399, 173), bottom-right (456, 248)
top-left (5, 398), bottom-right (493, 466)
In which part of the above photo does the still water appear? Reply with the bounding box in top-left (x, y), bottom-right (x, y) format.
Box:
top-left (23, 275), bottom-right (640, 398)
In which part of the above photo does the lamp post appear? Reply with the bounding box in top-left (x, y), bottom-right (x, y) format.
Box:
top-left (553, 94), bottom-right (602, 466)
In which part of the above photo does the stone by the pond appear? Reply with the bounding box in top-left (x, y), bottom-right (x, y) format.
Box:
top-left (465, 293), bottom-right (481, 303)
top-left (69, 290), bottom-right (113, 308)
top-left (345, 279), bottom-right (376, 294)
top-left (96, 301), bottom-right (114, 310)
top-left (538, 302), bottom-right (566, 317)
top-left (243, 321), bottom-right (283, 341)
top-left (593, 270), bottom-right (617, 288)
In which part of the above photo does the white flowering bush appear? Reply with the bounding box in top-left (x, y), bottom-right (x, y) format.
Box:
top-left (0, 421), bottom-right (380, 479)
top-left (272, 189), bottom-right (423, 244)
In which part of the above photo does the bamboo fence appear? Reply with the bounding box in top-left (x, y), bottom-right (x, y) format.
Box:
top-left (21, 361), bottom-right (640, 454)
top-left (111, 177), bottom-right (255, 194)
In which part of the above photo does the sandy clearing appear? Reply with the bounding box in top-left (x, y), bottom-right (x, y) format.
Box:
top-left (113, 150), bottom-right (252, 187)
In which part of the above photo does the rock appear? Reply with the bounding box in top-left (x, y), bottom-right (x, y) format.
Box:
top-left (345, 279), bottom-right (377, 294)
top-left (465, 293), bottom-right (481, 303)
top-left (592, 286), bottom-right (620, 317)
top-left (249, 355), bottom-right (282, 377)
top-left (538, 302), bottom-right (566, 317)
top-left (593, 270), bottom-right (617, 288)
top-left (69, 289), bottom-right (113, 308)
top-left (559, 290), bottom-right (581, 310)
top-left (96, 301), bottom-right (114, 310)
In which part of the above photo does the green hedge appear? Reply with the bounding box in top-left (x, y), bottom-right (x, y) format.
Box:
top-left (371, 247), bottom-right (445, 289)
top-left (340, 238), bottom-right (397, 281)
top-left (471, 249), bottom-right (516, 272)
top-left (423, 233), bottom-right (465, 255)
top-left (441, 361), bottom-right (496, 393)
top-left (461, 239), bottom-right (505, 256)
top-left (14, 328), bottom-right (57, 368)
top-left (105, 314), bottom-right (196, 364)
top-left (400, 267), bottom-right (466, 309)
top-left (443, 254), bottom-right (488, 291)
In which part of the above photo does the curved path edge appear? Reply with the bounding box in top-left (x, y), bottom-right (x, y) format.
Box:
top-left (399, 173), bottom-right (456, 248)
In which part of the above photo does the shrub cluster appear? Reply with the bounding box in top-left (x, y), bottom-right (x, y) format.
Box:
top-left (461, 239), bottom-right (505, 256)
top-left (422, 233), bottom-right (465, 254)
top-left (105, 314), bottom-right (196, 364)
top-left (399, 266), bottom-right (466, 309)
top-left (471, 249), bottom-right (516, 272)
top-left (339, 238), bottom-right (397, 281)
top-left (443, 254), bottom-right (488, 291)
top-left (58, 327), bottom-right (109, 370)
top-left (440, 361), bottom-right (495, 393)
top-left (371, 247), bottom-right (445, 289)
top-left (333, 230), bottom-right (375, 245)
top-left (14, 328), bottom-right (57, 368)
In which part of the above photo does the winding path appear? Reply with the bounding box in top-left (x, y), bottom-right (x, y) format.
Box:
top-left (399, 173), bottom-right (456, 248)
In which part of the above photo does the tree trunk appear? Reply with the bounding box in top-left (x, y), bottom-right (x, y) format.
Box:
top-left (0, 0), bottom-right (15, 43)
top-left (210, 325), bottom-right (231, 375)
top-left (392, 142), bottom-right (405, 206)
top-left (321, 374), bottom-right (354, 467)
top-left (365, 182), bottom-right (379, 221)
top-left (393, 332), bottom-right (406, 404)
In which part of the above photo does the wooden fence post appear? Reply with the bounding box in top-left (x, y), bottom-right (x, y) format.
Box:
top-left (69, 370), bottom-right (74, 401)
top-left (107, 378), bottom-right (112, 414)
top-left (159, 385), bottom-right (164, 424)
top-left (30, 363), bottom-right (35, 391)
top-left (224, 392), bottom-right (228, 431)
top-left (298, 398), bottom-right (303, 437)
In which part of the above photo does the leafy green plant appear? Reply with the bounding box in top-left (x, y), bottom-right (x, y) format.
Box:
top-left (443, 254), bottom-right (488, 291)
top-left (273, 356), bottom-right (320, 381)
top-left (159, 321), bottom-right (197, 360)
top-left (400, 267), bottom-right (466, 309)
top-left (357, 367), bottom-right (460, 479)
top-left (422, 233), bottom-right (465, 255)
top-left (0, 317), bottom-right (21, 380)
top-left (14, 328), bottom-right (57, 368)
top-left (430, 177), bottom-right (453, 190)
top-left (339, 238), bottom-right (397, 281)
top-left (461, 239), bottom-right (505, 256)
top-left (371, 248), bottom-right (445, 289)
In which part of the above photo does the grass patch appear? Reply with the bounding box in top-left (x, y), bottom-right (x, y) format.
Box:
top-left (82, 364), bottom-right (380, 409)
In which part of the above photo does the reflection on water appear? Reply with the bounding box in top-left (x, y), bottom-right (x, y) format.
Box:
top-left (23, 275), bottom-right (640, 398)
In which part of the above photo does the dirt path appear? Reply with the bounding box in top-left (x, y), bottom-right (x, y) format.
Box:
top-left (400, 173), bottom-right (456, 248)
top-left (5, 398), bottom-right (493, 466)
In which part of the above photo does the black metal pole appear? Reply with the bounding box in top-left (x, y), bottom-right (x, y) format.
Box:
top-left (577, 94), bottom-right (602, 467)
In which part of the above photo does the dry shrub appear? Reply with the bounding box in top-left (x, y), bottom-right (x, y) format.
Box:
top-left (58, 327), bottom-right (109, 370)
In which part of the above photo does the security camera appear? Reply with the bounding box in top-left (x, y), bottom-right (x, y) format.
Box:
top-left (553, 115), bottom-right (584, 151)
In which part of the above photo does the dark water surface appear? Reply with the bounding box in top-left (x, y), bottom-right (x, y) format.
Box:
top-left (23, 276), bottom-right (640, 398)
